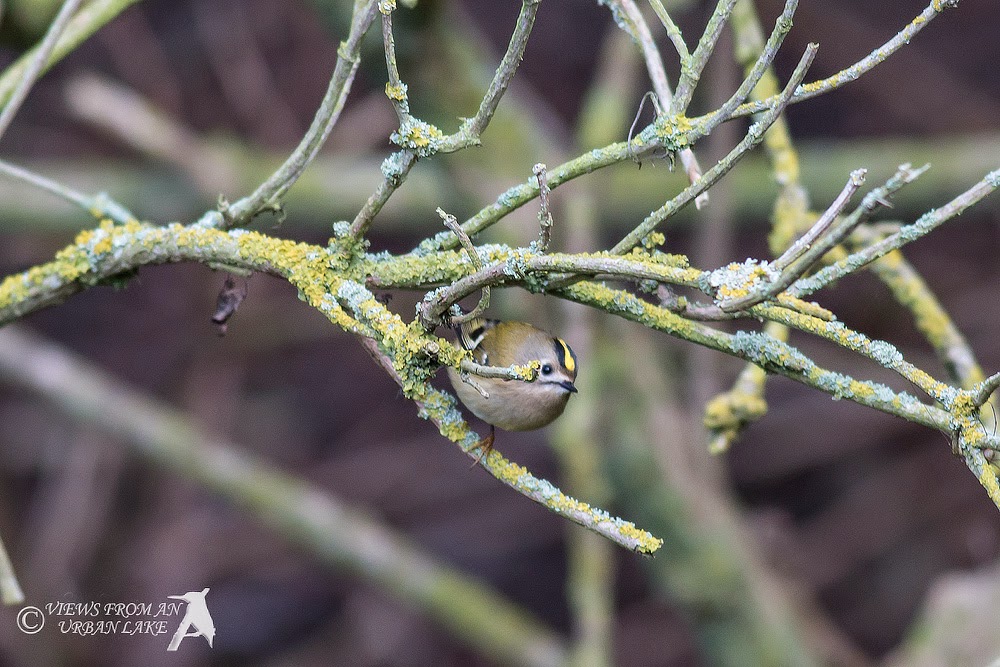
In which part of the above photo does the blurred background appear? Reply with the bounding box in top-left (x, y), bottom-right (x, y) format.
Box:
top-left (0, 0), bottom-right (998, 664)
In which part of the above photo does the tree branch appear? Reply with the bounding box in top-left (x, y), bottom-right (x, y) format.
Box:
top-left (0, 325), bottom-right (570, 666)
top-left (725, 0), bottom-right (961, 121)
top-left (611, 42), bottom-right (817, 254)
top-left (223, 0), bottom-right (379, 227)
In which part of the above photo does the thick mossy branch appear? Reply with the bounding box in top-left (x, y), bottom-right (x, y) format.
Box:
top-left (0, 217), bottom-right (965, 439)
top-left (0, 0), bottom-right (993, 557)
top-left (0, 220), bottom-right (663, 554)
top-left (6, 217), bottom-right (1000, 512)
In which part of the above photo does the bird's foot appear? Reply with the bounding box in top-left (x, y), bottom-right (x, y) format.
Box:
top-left (470, 425), bottom-right (495, 468)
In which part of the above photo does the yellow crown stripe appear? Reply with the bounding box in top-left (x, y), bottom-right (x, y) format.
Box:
top-left (558, 338), bottom-right (575, 373)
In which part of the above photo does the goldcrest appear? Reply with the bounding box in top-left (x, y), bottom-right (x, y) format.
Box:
top-left (447, 318), bottom-right (578, 459)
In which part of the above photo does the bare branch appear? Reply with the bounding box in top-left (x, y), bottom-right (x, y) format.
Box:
top-left (727, 0), bottom-right (960, 121)
top-left (773, 168), bottom-right (867, 271)
top-left (0, 0), bottom-right (84, 143)
top-left (792, 167), bottom-right (1000, 297)
top-left (533, 163), bottom-right (554, 252)
top-left (720, 164), bottom-right (925, 312)
top-left (224, 0), bottom-right (379, 227)
top-left (611, 42), bottom-right (818, 254)
top-left (670, 0), bottom-right (738, 115)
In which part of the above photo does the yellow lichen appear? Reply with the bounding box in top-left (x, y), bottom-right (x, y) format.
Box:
top-left (703, 391), bottom-right (768, 432)
top-left (978, 466), bottom-right (1000, 506)
top-left (847, 381), bottom-right (875, 400)
top-left (775, 293), bottom-right (834, 321)
top-left (384, 82), bottom-right (407, 102)
top-left (653, 114), bottom-right (693, 151)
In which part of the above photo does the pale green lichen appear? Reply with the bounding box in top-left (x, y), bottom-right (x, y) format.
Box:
top-left (390, 117), bottom-right (444, 157)
top-left (731, 330), bottom-right (813, 374)
top-left (380, 151), bottom-right (410, 182)
top-left (706, 259), bottom-right (778, 302)
top-left (869, 340), bottom-right (904, 367)
top-left (652, 114), bottom-right (693, 152)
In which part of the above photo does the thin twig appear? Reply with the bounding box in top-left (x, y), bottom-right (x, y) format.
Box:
top-left (611, 42), bottom-right (818, 254)
top-left (726, 0), bottom-right (959, 121)
top-left (437, 0), bottom-right (542, 151)
top-left (347, 151), bottom-right (418, 239)
top-left (669, 0), bottom-right (738, 115)
top-left (533, 163), bottom-right (553, 252)
top-left (647, 0), bottom-right (689, 62)
top-left (792, 167), bottom-right (1000, 298)
top-left (436, 208), bottom-right (490, 327)
top-left (344, 3), bottom-right (417, 240)
top-left (380, 4), bottom-right (409, 123)
top-left (721, 164), bottom-right (922, 312)
top-left (773, 168), bottom-right (867, 270)
top-left (460, 358), bottom-right (537, 382)
top-left (0, 158), bottom-right (135, 223)
top-left (455, 371), bottom-right (489, 398)
top-left (613, 0), bottom-right (674, 108)
top-left (224, 0), bottom-right (379, 227)
top-left (0, 0), bottom-right (83, 143)
top-left (626, 91), bottom-right (660, 162)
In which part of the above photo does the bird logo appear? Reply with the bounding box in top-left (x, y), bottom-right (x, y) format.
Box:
top-left (166, 588), bottom-right (216, 651)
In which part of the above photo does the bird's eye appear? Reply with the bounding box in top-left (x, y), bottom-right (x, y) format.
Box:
top-left (541, 363), bottom-right (553, 375)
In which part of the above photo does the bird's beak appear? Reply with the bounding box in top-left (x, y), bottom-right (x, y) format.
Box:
top-left (559, 380), bottom-right (578, 393)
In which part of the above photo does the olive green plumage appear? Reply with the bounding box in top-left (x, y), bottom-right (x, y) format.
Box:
top-left (447, 319), bottom-right (578, 432)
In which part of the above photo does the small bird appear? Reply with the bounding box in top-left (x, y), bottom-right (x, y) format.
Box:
top-left (447, 318), bottom-right (578, 462)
